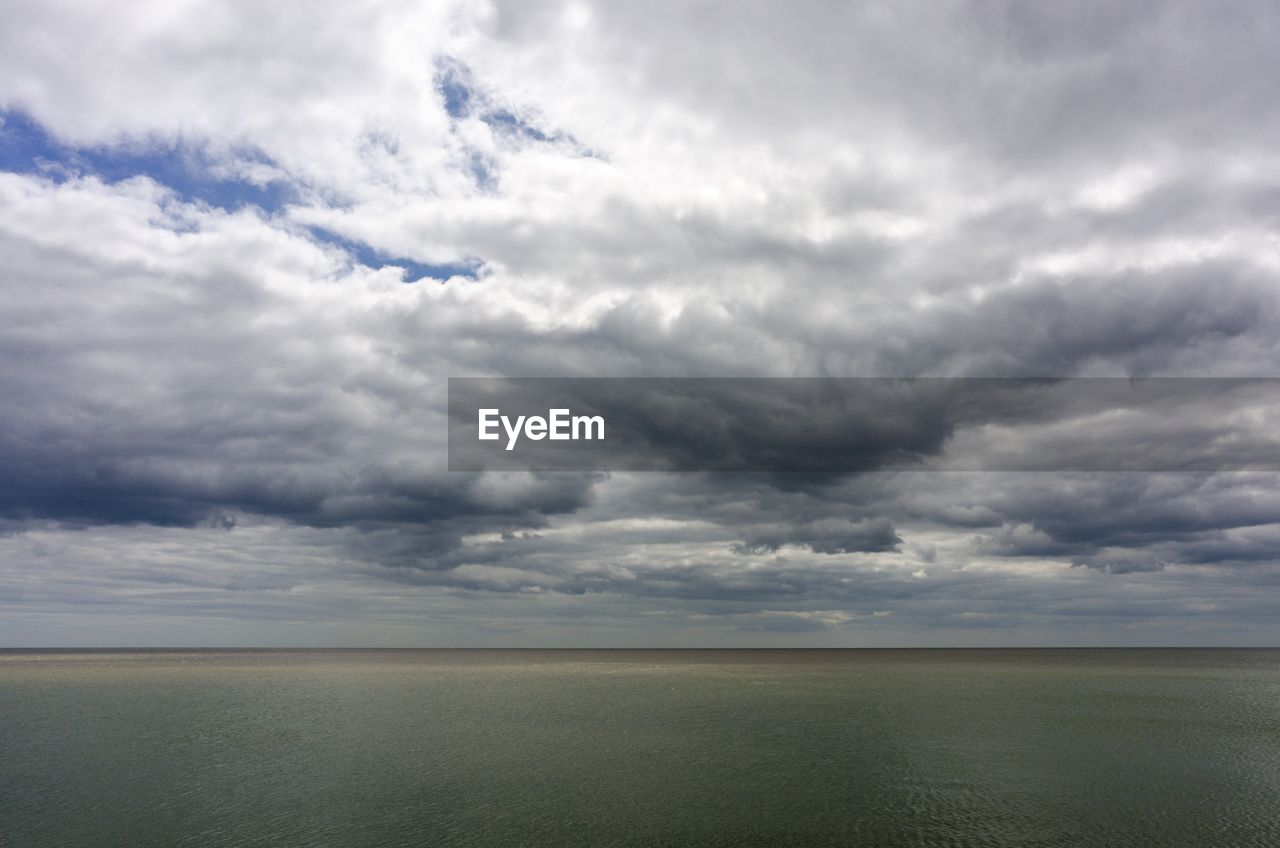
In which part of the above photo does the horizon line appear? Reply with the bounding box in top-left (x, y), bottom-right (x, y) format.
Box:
top-left (4, 645), bottom-right (1279, 652)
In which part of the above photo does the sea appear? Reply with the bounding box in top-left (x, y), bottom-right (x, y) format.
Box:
top-left (2, 648), bottom-right (1278, 847)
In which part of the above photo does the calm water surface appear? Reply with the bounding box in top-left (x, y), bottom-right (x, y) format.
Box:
top-left (2, 649), bottom-right (1278, 847)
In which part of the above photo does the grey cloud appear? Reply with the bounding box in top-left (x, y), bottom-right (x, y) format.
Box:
top-left (1072, 552), bottom-right (1168, 575)
top-left (733, 517), bottom-right (903, 556)
top-left (489, 0), bottom-right (1280, 169)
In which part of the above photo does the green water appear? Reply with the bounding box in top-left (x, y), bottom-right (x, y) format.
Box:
top-left (2, 649), bottom-right (1278, 847)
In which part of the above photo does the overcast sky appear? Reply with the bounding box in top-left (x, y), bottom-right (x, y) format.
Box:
top-left (3, 0), bottom-right (1280, 647)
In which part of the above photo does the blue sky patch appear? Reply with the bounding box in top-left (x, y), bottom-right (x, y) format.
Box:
top-left (482, 108), bottom-right (557, 144)
top-left (0, 109), bottom-right (293, 213)
top-left (433, 57), bottom-right (593, 154)
top-left (307, 226), bottom-right (484, 283)
top-left (434, 58), bottom-right (476, 120)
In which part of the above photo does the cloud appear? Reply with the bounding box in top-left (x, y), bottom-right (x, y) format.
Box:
top-left (1, 1), bottom-right (1279, 644)
top-left (733, 518), bottom-right (903, 556)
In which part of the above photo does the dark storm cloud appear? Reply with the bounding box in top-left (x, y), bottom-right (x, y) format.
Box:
top-left (0, 200), bottom-right (599, 561)
top-left (978, 474), bottom-right (1280, 550)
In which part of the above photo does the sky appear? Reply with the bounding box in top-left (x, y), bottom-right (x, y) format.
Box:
top-left (2, 0), bottom-right (1280, 647)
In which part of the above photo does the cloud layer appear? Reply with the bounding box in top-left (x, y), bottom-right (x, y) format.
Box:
top-left (2, 0), bottom-right (1280, 645)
